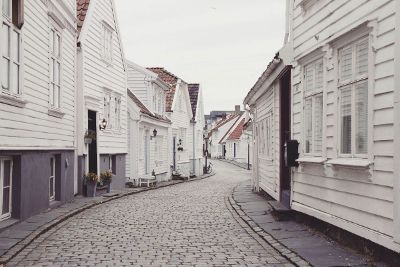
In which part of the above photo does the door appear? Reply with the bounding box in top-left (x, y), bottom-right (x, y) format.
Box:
top-left (280, 69), bottom-right (292, 208)
top-left (88, 110), bottom-right (98, 174)
top-left (0, 158), bottom-right (13, 221)
top-left (172, 136), bottom-right (177, 171)
top-left (49, 156), bottom-right (56, 201)
top-left (234, 143), bottom-right (237, 158)
top-left (223, 145), bottom-right (226, 158)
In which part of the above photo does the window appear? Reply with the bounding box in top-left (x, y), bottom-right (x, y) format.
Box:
top-left (338, 37), bottom-right (369, 156)
top-left (101, 22), bottom-right (112, 64)
top-left (109, 155), bottom-right (117, 175)
top-left (303, 58), bottom-right (323, 155)
top-left (49, 157), bottom-right (55, 201)
top-left (114, 96), bottom-right (121, 129)
top-left (104, 93), bottom-right (111, 128)
top-left (265, 114), bottom-right (273, 158)
top-left (49, 27), bottom-right (61, 108)
top-left (0, 157), bottom-right (13, 220)
top-left (1, 0), bottom-right (21, 97)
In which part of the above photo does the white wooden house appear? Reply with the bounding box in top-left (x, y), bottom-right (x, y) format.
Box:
top-left (148, 68), bottom-right (193, 178)
top-left (126, 61), bottom-right (171, 183)
top-left (246, 0), bottom-right (400, 253)
top-left (188, 84), bottom-right (205, 176)
top-left (0, 0), bottom-right (77, 221)
top-left (208, 114), bottom-right (242, 159)
top-left (76, 0), bottom-right (127, 191)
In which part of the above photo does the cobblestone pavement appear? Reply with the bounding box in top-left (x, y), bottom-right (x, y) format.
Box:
top-left (8, 161), bottom-right (293, 267)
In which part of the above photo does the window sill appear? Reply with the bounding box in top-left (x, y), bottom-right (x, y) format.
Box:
top-left (0, 93), bottom-right (27, 108)
top-left (296, 157), bottom-right (326, 164)
top-left (48, 108), bottom-right (65, 118)
top-left (326, 158), bottom-right (372, 168)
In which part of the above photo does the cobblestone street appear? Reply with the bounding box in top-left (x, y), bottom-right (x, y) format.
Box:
top-left (8, 161), bottom-right (292, 266)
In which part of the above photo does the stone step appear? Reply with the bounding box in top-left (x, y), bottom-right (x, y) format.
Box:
top-left (268, 200), bottom-right (294, 221)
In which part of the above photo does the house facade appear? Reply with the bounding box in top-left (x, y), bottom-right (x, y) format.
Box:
top-left (76, 0), bottom-right (127, 191)
top-left (126, 61), bottom-right (171, 182)
top-left (0, 0), bottom-right (77, 221)
top-left (188, 84), bottom-right (205, 176)
top-left (148, 68), bottom-right (193, 178)
top-left (246, 0), bottom-right (400, 253)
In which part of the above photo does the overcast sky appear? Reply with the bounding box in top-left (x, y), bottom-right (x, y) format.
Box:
top-left (115, 0), bottom-right (286, 114)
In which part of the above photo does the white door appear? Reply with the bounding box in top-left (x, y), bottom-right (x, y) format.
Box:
top-left (0, 158), bottom-right (13, 221)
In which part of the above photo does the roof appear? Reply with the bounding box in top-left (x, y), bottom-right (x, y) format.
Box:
top-left (218, 115), bottom-right (243, 144)
top-left (127, 89), bottom-right (170, 123)
top-left (227, 119), bottom-right (245, 141)
top-left (77, 0), bottom-right (91, 33)
top-left (147, 68), bottom-right (180, 112)
top-left (212, 114), bottom-right (239, 132)
top-left (188, 84), bottom-right (200, 120)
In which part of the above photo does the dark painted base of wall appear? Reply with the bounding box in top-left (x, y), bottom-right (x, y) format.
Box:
top-left (0, 150), bottom-right (75, 221)
top-left (99, 154), bottom-right (126, 190)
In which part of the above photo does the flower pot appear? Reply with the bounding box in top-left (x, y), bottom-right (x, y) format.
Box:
top-left (86, 181), bottom-right (97, 197)
top-left (84, 137), bottom-right (92, 144)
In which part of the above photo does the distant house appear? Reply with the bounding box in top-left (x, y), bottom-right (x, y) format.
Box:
top-left (224, 115), bottom-right (252, 166)
top-left (126, 61), bottom-right (171, 182)
top-left (0, 0), bottom-right (77, 221)
top-left (76, 0), bottom-right (127, 191)
top-left (245, 0), bottom-right (400, 254)
top-left (148, 68), bottom-right (193, 178)
top-left (188, 84), bottom-right (205, 176)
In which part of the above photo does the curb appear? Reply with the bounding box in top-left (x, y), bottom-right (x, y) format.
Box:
top-left (217, 159), bottom-right (251, 170)
top-left (0, 172), bottom-right (216, 264)
top-left (227, 184), bottom-right (311, 267)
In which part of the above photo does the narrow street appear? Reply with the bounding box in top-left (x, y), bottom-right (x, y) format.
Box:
top-left (8, 161), bottom-right (291, 267)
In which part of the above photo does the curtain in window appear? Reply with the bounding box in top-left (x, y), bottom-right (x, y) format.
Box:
top-left (341, 86), bottom-right (352, 154)
top-left (355, 81), bottom-right (368, 154)
top-left (356, 38), bottom-right (369, 75)
top-left (314, 95), bottom-right (323, 153)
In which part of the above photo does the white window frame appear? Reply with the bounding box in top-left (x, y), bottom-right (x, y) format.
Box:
top-left (302, 57), bottom-right (324, 156)
top-left (101, 21), bottom-right (113, 65)
top-left (0, 157), bottom-right (13, 221)
top-left (103, 92), bottom-right (111, 129)
top-left (49, 156), bottom-right (56, 201)
top-left (48, 21), bottom-right (63, 113)
top-left (114, 95), bottom-right (121, 130)
top-left (1, 2), bottom-right (23, 104)
top-left (337, 36), bottom-right (370, 159)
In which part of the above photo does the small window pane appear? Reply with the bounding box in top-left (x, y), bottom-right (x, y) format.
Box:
top-left (11, 30), bottom-right (19, 61)
top-left (315, 60), bottom-right (323, 92)
top-left (3, 160), bottom-right (11, 187)
top-left (314, 95), bottom-right (323, 153)
top-left (1, 58), bottom-right (9, 90)
top-left (341, 86), bottom-right (352, 154)
top-left (304, 64), bottom-right (314, 94)
top-left (356, 38), bottom-right (369, 76)
top-left (304, 98), bottom-right (312, 153)
top-left (2, 0), bottom-right (10, 18)
top-left (2, 188), bottom-right (10, 214)
top-left (355, 81), bottom-right (368, 154)
top-left (340, 46), bottom-right (353, 81)
top-left (56, 34), bottom-right (61, 58)
top-left (2, 23), bottom-right (10, 57)
top-left (11, 62), bottom-right (19, 94)
top-left (50, 30), bottom-right (54, 54)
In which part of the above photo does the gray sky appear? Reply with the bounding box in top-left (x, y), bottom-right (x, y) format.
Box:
top-left (115, 0), bottom-right (286, 114)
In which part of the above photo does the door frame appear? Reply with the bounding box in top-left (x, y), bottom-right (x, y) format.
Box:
top-left (0, 157), bottom-right (13, 221)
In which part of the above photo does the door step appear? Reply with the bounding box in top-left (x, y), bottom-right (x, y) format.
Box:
top-left (268, 200), bottom-right (294, 221)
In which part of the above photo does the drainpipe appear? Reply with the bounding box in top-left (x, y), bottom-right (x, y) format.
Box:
top-left (192, 120), bottom-right (196, 176)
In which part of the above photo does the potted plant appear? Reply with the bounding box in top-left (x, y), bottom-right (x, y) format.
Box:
top-left (100, 170), bottom-right (113, 193)
top-left (84, 173), bottom-right (99, 197)
top-left (84, 130), bottom-right (96, 144)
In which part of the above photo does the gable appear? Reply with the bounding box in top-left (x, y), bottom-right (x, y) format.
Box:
top-left (173, 82), bottom-right (193, 118)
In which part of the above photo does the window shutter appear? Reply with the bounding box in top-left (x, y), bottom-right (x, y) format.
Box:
top-left (340, 86), bottom-right (352, 154)
top-left (304, 98), bottom-right (313, 153)
top-left (314, 95), bottom-right (323, 153)
top-left (355, 81), bottom-right (368, 154)
top-left (356, 38), bottom-right (369, 76)
top-left (340, 46), bottom-right (353, 81)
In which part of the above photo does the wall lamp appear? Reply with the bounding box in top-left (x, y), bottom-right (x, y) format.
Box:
top-left (150, 129), bottom-right (158, 140)
top-left (99, 118), bottom-right (107, 131)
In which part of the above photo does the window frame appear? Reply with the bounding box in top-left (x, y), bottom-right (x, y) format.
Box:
top-left (49, 156), bottom-right (56, 202)
top-left (101, 21), bottom-right (113, 65)
top-left (1, 4), bottom-right (22, 100)
top-left (337, 35), bottom-right (370, 159)
top-left (302, 57), bottom-right (325, 157)
top-left (0, 157), bottom-right (13, 221)
top-left (48, 20), bottom-right (63, 113)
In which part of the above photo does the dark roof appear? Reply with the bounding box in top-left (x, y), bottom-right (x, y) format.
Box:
top-left (227, 119), bottom-right (245, 141)
top-left (127, 89), bottom-right (170, 123)
top-left (147, 68), bottom-right (180, 112)
top-left (188, 84), bottom-right (200, 119)
top-left (77, 0), bottom-right (91, 33)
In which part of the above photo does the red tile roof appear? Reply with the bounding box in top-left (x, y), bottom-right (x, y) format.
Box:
top-left (77, 0), bottom-right (90, 33)
top-left (147, 68), bottom-right (180, 112)
top-left (127, 89), bottom-right (170, 123)
top-left (227, 119), bottom-right (245, 140)
top-left (218, 115), bottom-right (242, 144)
top-left (188, 84), bottom-right (199, 119)
top-left (211, 114), bottom-right (239, 132)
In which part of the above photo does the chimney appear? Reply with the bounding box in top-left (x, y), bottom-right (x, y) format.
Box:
top-left (235, 105), bottom-right (241, 114)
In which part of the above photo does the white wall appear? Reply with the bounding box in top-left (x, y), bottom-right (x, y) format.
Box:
top-left (0, 1), bottom-right (76, 150)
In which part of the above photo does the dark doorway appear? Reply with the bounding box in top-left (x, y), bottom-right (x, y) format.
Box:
top-left (88, 110), bottom-right (97, 174)
top-left (234, 143), bottom-right (236, 158)
top-left (223, 145), bottom-right (226, 158)
top-left (280, 69), bottom-right (292, 209)
top-left (172, 136), bottom-right (177, 171)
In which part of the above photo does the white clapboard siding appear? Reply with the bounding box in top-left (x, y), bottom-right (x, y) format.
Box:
top-left (0, 1), bottom-right (76, 149)
top-left (291, 0), bottom-right (397, 250)
top-left (126, 64), bottom-right (151, 107)
top-left (80, 0), bottom-right (127, 154)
